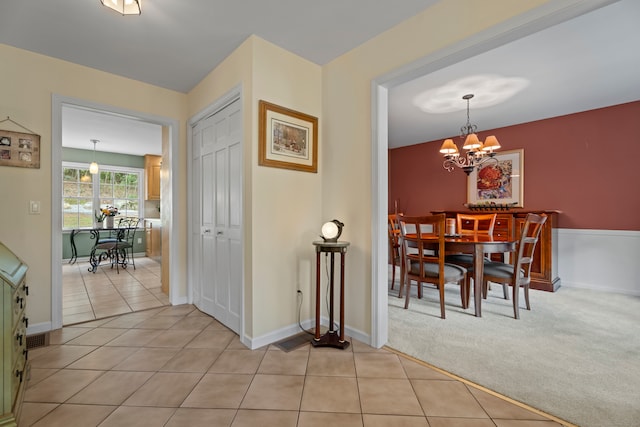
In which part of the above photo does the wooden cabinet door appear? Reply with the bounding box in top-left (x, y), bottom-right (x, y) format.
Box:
top-left (145, 155), bottom-right (161, 200)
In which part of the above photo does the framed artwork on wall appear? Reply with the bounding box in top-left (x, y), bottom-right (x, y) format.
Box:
top-left (258, 100), bottom-right (318, 173)
top-left (467, 149), bottom-right (524, 208)
top-left (0, 129), bottom-right (40, 169)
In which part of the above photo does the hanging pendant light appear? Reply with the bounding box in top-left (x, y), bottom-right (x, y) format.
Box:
top-left (100, 0), bottom-right (142, 16)
top-left (89, 139), bottom-right (99, 175)
top-left (439, 94), bottom-right (501, 175)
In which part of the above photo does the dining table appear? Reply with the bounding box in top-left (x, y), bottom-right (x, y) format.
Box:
top-left (443, 234), bottom-right (517, 317)
top-left (69, 227), bottom-right (127, 272)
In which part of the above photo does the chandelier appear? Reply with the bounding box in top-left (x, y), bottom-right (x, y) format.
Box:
top-left (439, 94), bottom-right (501, 175)
top-left (100, 0), bottom-right (142, 16)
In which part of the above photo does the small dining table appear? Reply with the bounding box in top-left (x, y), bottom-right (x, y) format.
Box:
top-left (444, 234), bottom-right (517, 317)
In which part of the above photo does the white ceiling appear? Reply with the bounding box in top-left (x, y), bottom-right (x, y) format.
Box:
top-left (2, 0), bottom-right (638, 154)
top-left (388, 0), bottom-right (640, 148)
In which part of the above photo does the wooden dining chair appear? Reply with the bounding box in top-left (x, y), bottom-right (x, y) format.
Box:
top-left (387, 214), bottom-right (403, 291)
top-left (445, 213), bottom-right (497, 268)
top-left (482, 213), bottom-right (547, 319)
top-left (397, 213), bottom-right (467, 318)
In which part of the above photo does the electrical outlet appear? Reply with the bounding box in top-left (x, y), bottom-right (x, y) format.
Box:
top-left (137, 238), bottom-right (142, 244)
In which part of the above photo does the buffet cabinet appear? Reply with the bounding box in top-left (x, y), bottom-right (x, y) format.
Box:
top-left (434, 210), bottom-right (561, 292)
top-left (1, 241), bottom-right (29, 427)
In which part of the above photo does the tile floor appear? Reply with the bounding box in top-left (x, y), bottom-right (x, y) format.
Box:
top-left (63, 256), bottom-right (168, 325)
top-left (21, 304), bottom-right (568, 427)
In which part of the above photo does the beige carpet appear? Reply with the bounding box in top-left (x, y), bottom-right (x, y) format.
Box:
top-left (387, 280), bottom-right (640, 427)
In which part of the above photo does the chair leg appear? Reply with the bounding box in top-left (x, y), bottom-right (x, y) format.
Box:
top-left (502, 283), bottom-right (509, 300)
top-left (390, 259), bottom-right (396, 290)
top-left (524, 284), bottom-right (531, 310)
top-left (439, 282), bottom-right (446, 319)
top-left (512, 283), bottom-right (520, 319)
top-left (403, 279), bottom-right (411, 309)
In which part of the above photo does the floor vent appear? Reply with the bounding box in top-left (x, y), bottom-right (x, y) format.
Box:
top-left (27, 332), bottom-right (50, 349)
top-left (274, 332), bottom-right (311, 352)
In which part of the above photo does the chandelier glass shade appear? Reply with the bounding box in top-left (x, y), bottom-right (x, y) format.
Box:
top-left (89, 139), bottom-right (99, 175)
top-left (439, 94), bottom-right (501, 175)
top-left (100, 0), bottom-right (141, 15)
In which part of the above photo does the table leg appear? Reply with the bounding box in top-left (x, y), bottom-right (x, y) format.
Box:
top-left (329, 253), bottom-right (335, 333)
top-left (315, 251), bottom-right (321, 341)
top-left (339, 251), bottom-right (346, 342)
top-left (473, 244), bottom-right (484, 317)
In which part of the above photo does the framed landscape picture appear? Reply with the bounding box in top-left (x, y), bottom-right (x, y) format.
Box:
top-left (258, 100), bottom-right (318, 173)
top-left (467, 149), bottom-right (523, 208)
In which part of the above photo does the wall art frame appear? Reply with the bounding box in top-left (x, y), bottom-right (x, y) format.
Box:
top-left (467, 149), bottom-right (524, 208)
top-left (258, 100), bottom-right (318, 173)
top-left (0, 128), bottom-right (41, 169)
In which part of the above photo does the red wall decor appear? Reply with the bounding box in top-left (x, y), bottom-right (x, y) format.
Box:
top-left (389, 101), bottom-right (640, 231)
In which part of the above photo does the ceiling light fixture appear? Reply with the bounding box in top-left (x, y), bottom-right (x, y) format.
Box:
top-left (439, 94), bottom-right (501, 175)
top-left (100, 0), bottom-right (141, 16)
top-left (89, 139), bottom-right (100, 175)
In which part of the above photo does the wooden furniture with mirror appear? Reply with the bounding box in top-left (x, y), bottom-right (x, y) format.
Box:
top-left (433, 210), bottom-right (561, 292)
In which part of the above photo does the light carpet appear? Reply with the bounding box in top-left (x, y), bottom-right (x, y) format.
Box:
top-left (387, 280), bottom-right (640, 427)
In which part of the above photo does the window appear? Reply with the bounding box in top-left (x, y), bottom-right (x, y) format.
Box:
top-left (62, 162), bottom-right (143, 230)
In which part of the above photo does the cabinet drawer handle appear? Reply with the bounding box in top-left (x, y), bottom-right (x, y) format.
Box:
top-left (23, 283), bottom-right (29, 295)
top-left (16, 296), bottom-right (24, 309)
top-left (24, 348), bottom-right (28, 360)
top-left (15, 370), bottom-right (23, 383)
top-left (23, 315), bottom-right (29, 328)
top-left (16, 333), bottom-right (23, 346)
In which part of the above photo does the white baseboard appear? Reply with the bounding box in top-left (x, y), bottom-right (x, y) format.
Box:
top-left (246, 317), bottom-right (370, 350)
top-left (27, 321), bottom-right (54, 335)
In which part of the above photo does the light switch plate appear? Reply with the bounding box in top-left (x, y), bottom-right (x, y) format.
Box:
top-left (29, 200), bottom-right (40, 215)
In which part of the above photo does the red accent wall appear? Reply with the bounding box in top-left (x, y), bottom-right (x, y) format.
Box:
top-left (389, 101), bottom-right (640, 230)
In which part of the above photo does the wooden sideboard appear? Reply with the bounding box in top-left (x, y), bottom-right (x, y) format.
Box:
top-left (433, 210), bottom-right (561, 292)
top-left (1, 241), bottom-right (29, 427)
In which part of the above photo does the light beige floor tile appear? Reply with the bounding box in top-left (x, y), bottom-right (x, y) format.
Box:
top-left (354, 352), bottom-right (407, 378)
top-left (48, 327), bottom-right (91, 345)
top-left (426, 418), bottom-right (498, 427)
top-left (26, 368), bottom-right (60, 389)
top-left (123, 372), bottom-right (203, 407)
top-left (30, 403), bottom-right (115, 427)
top-left (231, 409), bottom-right (298, 427)
top-left (181, 373), bottom-right (253, 408)
top-left (358, 378), bottom-right (424, 416)
top-left (156, 304), bottom-right (196, 316)
top-left (67, 370), bottom-right (153, 405)
top-left (146, 328), bottom-right (201, 348)
top-left (492, 420), bottom-right (565, 427)
top-left (300, 376), bottom-right (360, 413)
top-left (298, 412), bottom-right (363, 427)
top-left (412, 380), bottom-right (489, 418)
top-left (362, 414), bottom-right (429, 427)
top-left (185, 329), bottom-right (236, 349)
top-left (257, 346), bottom-right (309, 375)
top-left (65, 327), bottom-right (127, 346)
top-left (170, 316), bottom-right (214, 330)
top-left (113, 347), bottom-right (180, 371)
top-left (63, 312), bottom-right (97, 324)
top-left (208, 349), bottom-right (266, 374)
top-left (28, 345), bottom-right (97, 369)
top-left (97, 406), bottom-right (176, 427)
top-left (66, 346), bottom-right (138, 370)
top-left (160, 348), bottom-right (222, 372)
top-left (17, 402), bottom-right (59, 427)
top-left (165, 408), bottom-right (236, 427)
top-left (307, 350), bottom-right (356, 377)
top-left (468, 387), bottom-right (551, 420)
top-left (129, 300), bottom-right (164, 311)
top-left (399, 357), bottom-right (457, 381)
top-left (352, 339), bottom-right (388, 353)
top-left (24, 369), bottom-right (104, 403)
top-left (102, 328), bottom-right (163, 347)
top-left (240, 374), bottom-right (304, 410)
top-left (133, 315), bottom-right (183, 329)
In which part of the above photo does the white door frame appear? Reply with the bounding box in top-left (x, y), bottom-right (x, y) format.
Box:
top-left (369, 0), bottom-right (616, 347)
top-left (187, 85), bottom-right (245, 345)
top-left (51, 94), bottom-right (180, 331)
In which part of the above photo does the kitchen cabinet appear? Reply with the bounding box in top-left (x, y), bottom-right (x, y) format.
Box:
top-left (145, 220), bottom-right (161, 258)
top-left (1, 241), bottom-right (29, 427)
top-left (145, 154), bottom-right (161, 200)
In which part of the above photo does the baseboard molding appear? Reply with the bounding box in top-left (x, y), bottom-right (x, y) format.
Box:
top-left (246, 317), bottom-right (370, 350)
top-left (561, 281), bottom-right (640, 297)
top-left (27, 321), bottom-right (54, 335)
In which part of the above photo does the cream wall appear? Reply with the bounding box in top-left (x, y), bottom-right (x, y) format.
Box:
top-left (0, 43), bottom-right (188, 326)
top-left (188, 36), bottom-right (322, 343)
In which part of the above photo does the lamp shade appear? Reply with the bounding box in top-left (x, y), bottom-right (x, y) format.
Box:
top-left (439, 139), bottom-right (458, 155)
top-left (462, 133), bottom-right (482, 150)
top-left (482, 135), bottom-right (501, 152)
top-left (89, 161), bottom-right (99, 175)
top-left (101, 0), bottom-right (141, 15)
